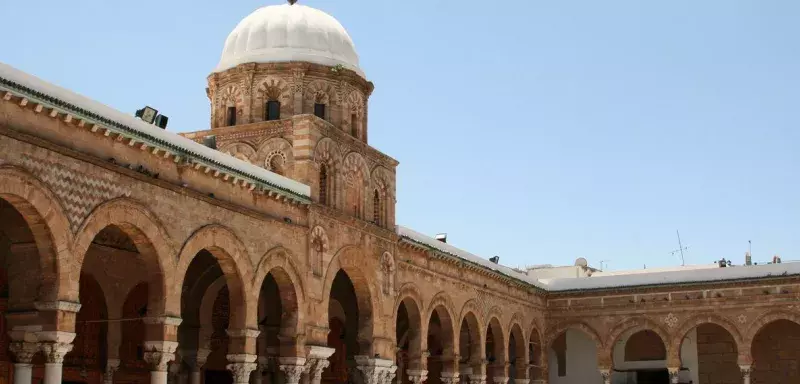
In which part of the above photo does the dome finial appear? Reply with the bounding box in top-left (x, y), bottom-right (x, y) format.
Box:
top-left (288, 0), bottom-right (297, 4)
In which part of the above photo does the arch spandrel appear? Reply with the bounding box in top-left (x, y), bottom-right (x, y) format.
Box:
top-left (0, 166), bottom-right (72, 303)
top-left (72, 197), bottom-right (175, 315)
top-left (171, 224), bottom-right (255, 329)
top-left (545, 320), bottom-right (603, 350)
top-left (745, 310), bottom-right (800, 345)
top-left (669, 312), bottom-right (745, 363)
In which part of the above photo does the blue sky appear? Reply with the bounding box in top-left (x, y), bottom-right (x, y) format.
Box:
top-left (2, 0), bottom-right (798, 271)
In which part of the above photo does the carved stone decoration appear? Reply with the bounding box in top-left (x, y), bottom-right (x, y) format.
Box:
top-left (143, 341), bottom-right (179, 372)
top-left (442, 373), bottom-right (461, 384)
top-left (663, 313), bottom-right (679, 328)
top-left (221, 142), bottom-right (257, 164)
top-left (406, 369), bottom-right (428, 384)
top-left (468, 374), bottom-right (487, 384)
top-left (381, 252), bottom-right (396, 295)
top-left (306, 81), bottom-right (334, 105)
top-left (740, 365), bottom-right (752, 384)
top-left (292, 68), bottom-right (306, 94)
top-left (228, 362), bottom-right (259, 384)
top-left (40, 342), bottom-right (73, 364)
top-left (279, 363), bottom-right (307, 384)
top-left (219, 84), bottom-right (243, 107)
top-left (492, 377), bottom-right (508, 384)
top-left (8, 341), bottom-right (38, 364)
top-left (310, 226), bottom-right (329, 277)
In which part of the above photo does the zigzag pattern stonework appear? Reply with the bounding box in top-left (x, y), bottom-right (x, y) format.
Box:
top-left (21, 154), bottom-right (131, 231)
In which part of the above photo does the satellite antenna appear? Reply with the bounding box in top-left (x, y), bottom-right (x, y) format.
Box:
top-left (668, 230), bottom-right (689, 266)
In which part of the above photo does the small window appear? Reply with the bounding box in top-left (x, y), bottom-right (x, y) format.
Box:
top-left (266, 101), bottom-right (281, 121)
top-left (226, 106), bottom-right (236, 126)
top-left (351, 113), bottom-right (358, 138)
top-left (314, 103), bottom-right (326, 119)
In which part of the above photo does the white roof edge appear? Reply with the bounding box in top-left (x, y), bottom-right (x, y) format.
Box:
top-left (396, 225), bottom-right (800, 292)
top-left (0, 61), bottom-right (311, 200)
top-left (396, 225), bottom-right (546, 289)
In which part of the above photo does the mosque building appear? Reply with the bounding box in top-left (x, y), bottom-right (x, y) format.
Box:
top-left (0, 2), bottom-right (798, 384)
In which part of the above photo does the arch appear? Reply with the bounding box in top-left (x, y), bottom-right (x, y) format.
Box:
top-left (508, 322), bottom-right (528, 378)
top-left (508, 312), bottom-right (527, 341)
top-left (321, 245), bottom-right (377, 354)
top-left (671, 312), bottom-right (744, 363)
top-left (220, 141), bottom-right (257, 164)
top-left (458, 302), bottom-right (485, 364)
top-left (72, 198), bottom-right (175, 314)
top-left (426, 292), bottom-right (459, 357)
top-left (606, 316), bottom-right (671, 351)
top-left (745, 310), bottom-right (800, 344)
top-left (313, 138), bottom-right (342, 167)
top-left (252, 246), bottom-right (306, 336)
top-left (485, 315), bottom-right (507, 374)
top-left (395, 285), bottom-right (424, 363)
top-left (342, 152), bottom-right (370, 185)
top-left (545, 320), bottom-right (602, 350)
top-left (0, 166), bottom-right (72, 303)
top-left (172, 224), bottom-right (255, 329)
top-left (486, 306), bottom-right (505, 331)
top-left (256, 137), bottom-right (294, 170)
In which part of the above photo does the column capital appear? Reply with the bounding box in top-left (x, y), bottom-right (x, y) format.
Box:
top-left (740, 365), bottom-right (752, 378)
top-left (279, 362), bottom-right (307, 384)
top-left (143, 341), bottom-right (179, 372)
top-left (667, 367), bottom-right (680, 384)
top-left (512, 380), bottom-right (529, 384)
top-left (468, 375), bottom-right (487, 384)
top-left (104, 359), bottom-right (120, 383)
top-left (599, 368), bottom-right (611, 384)
top-left (227, 354), bottom-right (258, 384)
top-left (441, 372), bottom-right (460, 384)
top-left (492, 377), bottom-right (509, 384)
top-left (8, 341), bottom-right (39, 364)
top-left (406, 369), bottom-right (428, 384)
top-left (40, 341), bottom-right (73, 364)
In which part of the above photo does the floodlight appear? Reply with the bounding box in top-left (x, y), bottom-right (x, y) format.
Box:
top-left (135, 106), bottom-right (158, 124)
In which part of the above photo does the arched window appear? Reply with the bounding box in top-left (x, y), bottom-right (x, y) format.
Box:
top-left (314, 103), bottom-right (326, 119)
top-left (319, 164), bottom-right (328, 205)
top-left (266, 100), bottom-right (281, 121)
top-left (373, 189), bottom-right (381, 226)
top-left (226, 106), bottom-right (237, 126)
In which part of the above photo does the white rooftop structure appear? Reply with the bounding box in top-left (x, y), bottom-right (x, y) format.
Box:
top-left (215, 4), bottom-right (365, 78)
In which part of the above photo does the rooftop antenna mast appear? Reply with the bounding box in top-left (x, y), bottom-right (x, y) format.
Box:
top-left (669, 230), bottom-right (689, 266)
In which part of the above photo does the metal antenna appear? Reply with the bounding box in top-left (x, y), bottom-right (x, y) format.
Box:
top-left (669, 230), bottom-right (689, 266)
top-left (599, 260), bottom-right (609, 271)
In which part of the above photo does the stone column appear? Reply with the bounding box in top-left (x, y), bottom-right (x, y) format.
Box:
top-left (304, 346), bottom-right (336, 384)
top-left (105, 359), bottom-right (121, 384)
top-left (740, 365), bottom-right (752, 384)
top-left (144, 341), bottom-right (179, 384)
top-left (279, 357), bottom-right (307, 384)
top-left (598, 368), bottom-right (611, 384)
top-left (667, 367), bottom-right (680, 384)
top-left (458, 365), bottom-right (472, 384)
top-left (40, 339), bottom-right (75, 384)
top-left (227, 354), bottom-right (258, 384)
top-left (9, 341), bottom-right (38, 384)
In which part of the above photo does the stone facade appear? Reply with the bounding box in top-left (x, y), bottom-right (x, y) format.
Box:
top-left (0, 39), bottom-right (798, 384)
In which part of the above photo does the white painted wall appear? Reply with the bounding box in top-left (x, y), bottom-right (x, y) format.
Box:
top-left (548, 329), bottom-right (700, 384)
top-left (548, 329), bottom-right (602, 384)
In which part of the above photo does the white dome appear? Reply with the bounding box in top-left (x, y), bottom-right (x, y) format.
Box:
top-left (215, 4), bottom-right (364, 78)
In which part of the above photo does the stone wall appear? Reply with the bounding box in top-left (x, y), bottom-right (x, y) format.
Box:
top-left (696, 324), bottom-right (739, 384)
